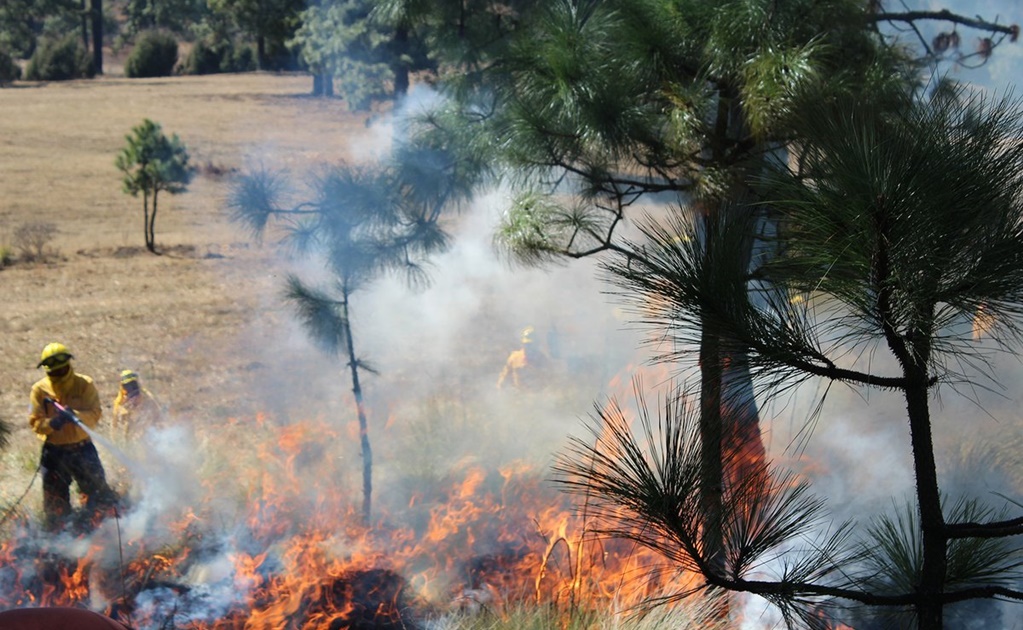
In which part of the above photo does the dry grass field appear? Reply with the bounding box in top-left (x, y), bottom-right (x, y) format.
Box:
top-left (0, 72), bottom-right (411, 503)
top-left (5, 65), bottom-right (1023, 630)
top-left (0, 69), bottom-right (637, 524)
top-left (0, 69), bottom-right (687, 628)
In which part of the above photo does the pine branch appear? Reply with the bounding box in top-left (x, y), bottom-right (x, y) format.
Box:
top-left (702, 574), bottom-right (1023, 607)
top-left (774, 354), bottom-right (920, 390)
top-left (946, 517), bottom-right (1023, 539)
top-left (870, 10), bottom-right (1019, 40)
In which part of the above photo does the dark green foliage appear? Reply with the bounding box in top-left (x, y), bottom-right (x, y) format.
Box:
top-left (123, 0), bottom-right (207, 38)
top-left (760, 91), bottom-right (1023, 374)
top-left (372, 0), bottom-right (541, 88)
top-left (232, 45), bottom-right (256, 71)
top-left (0, 49), bottom-right (20, 84)
top-left (333, 61), bottom-right (392, 111)
top-left (0, 0), bottom-right (79, 59)
top-left (125, 30), bottom-right (179, 78)
top-left (181, 37), bottom-right (256, 74)
top-left (0, 0), bottom-right (39, 57)
top-left (208, 0), bottom-right (305, 69)
top-left (290, 0), bottom-right (438, 105)
top-left (290, 0), bottom-right (392, 109)
top-left (24, 34), bottom-right (93, 80)
top-left (181, 39), bottom-right (221, 75)
top-left (115, 119), bottom-right (192, 253)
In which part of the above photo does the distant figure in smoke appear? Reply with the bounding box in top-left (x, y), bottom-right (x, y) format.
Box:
top-left (972, 303), bottom-right (995, 340)
top-left (111, 368), bottom-right (163, 441)
top-left (28, 342), bottom-right (117, 533)
top-left (496, 326), bottom-right (547, 389)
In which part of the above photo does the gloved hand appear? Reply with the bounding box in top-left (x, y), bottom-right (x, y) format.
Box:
top-left (49, 408), bottom-right (76, 431)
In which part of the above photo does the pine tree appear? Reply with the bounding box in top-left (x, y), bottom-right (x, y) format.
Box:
top-left (115, 119), bottom-right (192, 255)
top-left (229, 148), bottom-right (464, 523)
top-left (568, 85), bottom-right (1023, 629)
top-left (393, 0), bottom-right (1019, 594)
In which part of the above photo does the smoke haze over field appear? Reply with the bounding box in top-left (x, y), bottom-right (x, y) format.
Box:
top-left (100, 25), bottom-right (1023, 622)
top-left (223, 62), bottom-right (1023, 547)
top-left (8, 17), bottom-right (1023, 619)
top-left (233, 181), bottom-right (653, 476)
top-left (222, 83), bottom-right (658, 478)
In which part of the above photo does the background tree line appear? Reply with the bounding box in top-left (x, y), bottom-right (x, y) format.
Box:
top-left (0, 0), bottom-right (665, 105)
top-left (0, 0), bottom-right (438, 104)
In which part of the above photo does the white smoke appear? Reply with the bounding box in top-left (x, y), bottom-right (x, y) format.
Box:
top-left (31, 76), bottom-right (1023, 629)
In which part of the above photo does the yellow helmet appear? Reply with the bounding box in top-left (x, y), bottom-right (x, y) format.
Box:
top-left (120, 369), bottom-right (139, 385)
top-left (521, 326), bottom-right (535, 344)
top-left (37, 342), bottom-right (73, 372)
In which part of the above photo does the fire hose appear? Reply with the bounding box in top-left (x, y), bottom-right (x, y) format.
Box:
top-left (0, 465), bottom-right (39, 527)
top-left (28, 398), bottom-right (131, 622)
top-left (0, 398), bottom-right (80, 526)
top-left (43, 397), bottom-right (87, 431)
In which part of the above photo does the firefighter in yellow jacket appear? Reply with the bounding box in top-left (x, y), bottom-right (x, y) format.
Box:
top-left (111, 369), bottom-right (162, 440)
top-left (496, 326), bottom-right (547, 389)
top-left (28, 342), bottom-right (116, 532)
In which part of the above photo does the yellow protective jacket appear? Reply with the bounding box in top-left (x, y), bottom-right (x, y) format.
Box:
top-left (496, 348), bottom-right (529, 388)
top-left (112, 386), bottom-right (161, 437)
top-left (28, 368), bottom-right (102, 446)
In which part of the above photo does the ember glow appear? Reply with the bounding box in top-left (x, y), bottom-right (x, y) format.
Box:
top-left (0, 405), bottom-right (697, 629)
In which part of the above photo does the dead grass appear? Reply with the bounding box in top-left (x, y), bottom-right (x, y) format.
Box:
top-left (0, 73), bottom-right (375, 252)
top-left (0, 72), bottom-right (387, 508)
top-left (0, 70), bottom-right (624, 540)
top-left (0, 73), bottom-right (631, 622)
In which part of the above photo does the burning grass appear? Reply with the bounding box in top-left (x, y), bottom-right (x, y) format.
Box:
top-left (0, 72), bottom-right (718, 629)
top-left (0, 70), bottom-right (860, 630)
top-left (0, 398), bottom-right (716, 629)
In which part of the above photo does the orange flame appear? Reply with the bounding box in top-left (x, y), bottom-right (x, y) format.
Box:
top-left (0, 359), bottom-right (734, 629)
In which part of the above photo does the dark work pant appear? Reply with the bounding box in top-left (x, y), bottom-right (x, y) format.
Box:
top-left (40, 441), bottom-right (116, 532)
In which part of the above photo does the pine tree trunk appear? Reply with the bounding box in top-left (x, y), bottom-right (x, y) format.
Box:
top-left (342, 289), bottom-right (372, 524)
top-left (90, 0), bottom-right (102, 74)
top-left (312, 74), bottom-right (334, 98)
top-left (874, 205), bottom-right (945, 628)
top-left (694, 90), bottom-right (769, 623)
top-left (80, 0), bottom-right (88, 51)
top-left (148, 189), bottom-right (158, 254)
top-left (718, 94), bottom-right (767, 482)
top-left (697, 98), bottom-right (732, 588)
top-left (143, 191), bottom-right (151, 252)
top-left (721, 206), bottom-right (769, 484)
top-left (905, 362), bottom-right (945, 630)
top-left (699, 292), bottom-right (726, 577)
top-left (392, 25), bottom-right (410, 100)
